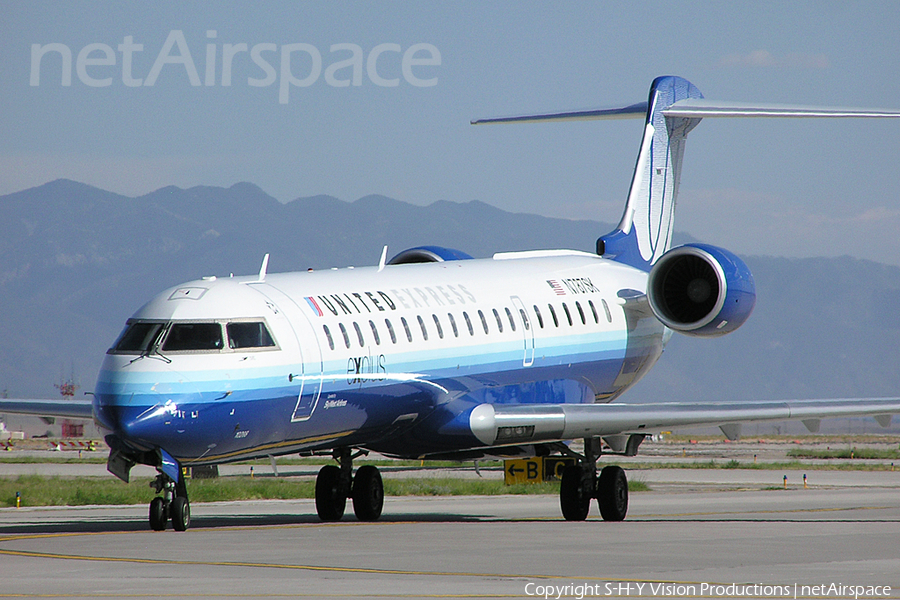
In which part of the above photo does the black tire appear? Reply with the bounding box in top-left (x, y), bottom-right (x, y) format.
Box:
top-left (597, 465), bottom-right (628, 521)
top-left (352, 465), bottom-right (384, 521)
top-left (559, 465), bottom-right (591, 521)
top-left (315, 465), bottom-right (346, 521)
top-left (149, 496), bottom-right (167, 531)
top-left (171, 496), bottom-right (191, 531)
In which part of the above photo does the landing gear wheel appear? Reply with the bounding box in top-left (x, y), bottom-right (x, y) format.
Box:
top-left (352, 465), bottom-right (384, 521)
top-left (149, 496), bottom-right (167, 531)
top-left (559, 465), bottom-right (592, 521)
top-left (171, 496), bottom-right (191, 531)
top-left (315, 464), bottom-right (347, 521)
top-left (596, 465), bottom-right (628, 521)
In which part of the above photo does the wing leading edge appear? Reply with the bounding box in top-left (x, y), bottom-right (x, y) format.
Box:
top-left (0, 398), bottom-right (94, 420)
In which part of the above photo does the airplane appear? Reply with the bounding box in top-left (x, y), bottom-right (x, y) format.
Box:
top-left (4, 75), bottom-right (900, 531)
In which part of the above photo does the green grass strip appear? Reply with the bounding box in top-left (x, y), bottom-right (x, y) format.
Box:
top-left (0, 475), bottom-right (653, 508)
top-left (786, 448), bottom-right (900, 460)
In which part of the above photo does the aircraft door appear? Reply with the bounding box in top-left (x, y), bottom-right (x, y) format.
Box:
top-left (510, 296), bottom-right (535, 367)
top-left (252, 283), bottom-right (324, 422)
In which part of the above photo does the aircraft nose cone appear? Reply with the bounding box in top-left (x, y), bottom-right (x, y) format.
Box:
top-left (94, 357), bottom-right (205, 451)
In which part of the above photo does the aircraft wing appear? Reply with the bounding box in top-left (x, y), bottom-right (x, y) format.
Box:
top-left (0, 398), bottom-right (94, 420)
top-left (468, 397), bottom-right (900, 447)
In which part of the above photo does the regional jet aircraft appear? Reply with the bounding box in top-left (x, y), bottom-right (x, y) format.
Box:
top-left (5, 76), bottom-right (900, 531)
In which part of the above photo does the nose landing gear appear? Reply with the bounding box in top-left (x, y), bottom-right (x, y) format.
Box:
top-left (148, 472), bottom-right (191, 531)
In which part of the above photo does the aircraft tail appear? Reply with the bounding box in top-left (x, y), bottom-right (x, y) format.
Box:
top-left (473, 75), bottom-right (703, 270)
top-left (597, 76), bottom-right (703, 269)
top-left (472, 76), bottom-right (900, 271)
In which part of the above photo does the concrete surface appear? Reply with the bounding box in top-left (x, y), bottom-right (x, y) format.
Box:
top-left (1, 470), bottom-right (899, 599)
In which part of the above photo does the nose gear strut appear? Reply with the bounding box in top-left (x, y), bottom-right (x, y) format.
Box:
top-left (148, 468), bottom-right (190, 531)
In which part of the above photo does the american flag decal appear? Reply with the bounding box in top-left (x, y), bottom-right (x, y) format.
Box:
top-left (304, 296), bottom-right (323, 317)
top-left (547, 280), bottom-right (566, 295)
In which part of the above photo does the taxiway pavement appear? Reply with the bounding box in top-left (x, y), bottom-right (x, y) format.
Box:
top-left (1, 470), bottom-right (898, 599)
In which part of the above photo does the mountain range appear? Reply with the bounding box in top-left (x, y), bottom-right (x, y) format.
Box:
top-left (2, 179), bottom-right (899, 415)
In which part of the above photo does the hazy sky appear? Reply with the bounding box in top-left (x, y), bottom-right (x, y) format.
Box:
top-left (3, 2), bottom-right (900, 265)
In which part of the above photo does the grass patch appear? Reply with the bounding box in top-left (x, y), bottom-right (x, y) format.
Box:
top-left (627, 478), bottom-right (650, 492)
top-left (615, 460), bottom-right (895, 471)
top-left (2, 475), bottom-right (151, 507)
top-left (0, 475), bottom-right (323, 508)
top-left (0, 455), bottom-right (107, 464)
top-left (786, 448), bottom-right (900, 460)
top-left (0, 474), bottom-right (656, 508)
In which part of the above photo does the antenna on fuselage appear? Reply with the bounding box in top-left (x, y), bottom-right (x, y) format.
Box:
top-left (257, 253), bottom-right (270, 282)
top-left (377, 245), bottom-right (388, 272)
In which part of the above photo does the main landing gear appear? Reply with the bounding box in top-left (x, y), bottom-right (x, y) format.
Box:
top-left (315, 448), bottom-right (384, 522)
top-left (559, 438), bottom-right (629, 522)
top-left (148, 472), bottom-right (191, 532)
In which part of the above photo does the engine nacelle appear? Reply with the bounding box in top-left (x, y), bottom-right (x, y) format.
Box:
top-left (647, 244), bottom-right (755, 337)
top-left (388, 245), bottom-right (473, 265)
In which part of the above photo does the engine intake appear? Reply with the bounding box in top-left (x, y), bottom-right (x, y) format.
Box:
top-left (647, 244), bottom-right (755, 337)
top-left (388, 246), bottom-right (473, 265)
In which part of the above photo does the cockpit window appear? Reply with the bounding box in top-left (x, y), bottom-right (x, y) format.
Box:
top-left (162, 323), bottom-right (224, 352)
top-left (227, 322), bottom-right (275, 349)
top-left (112, 321), bottom-right (165, 353)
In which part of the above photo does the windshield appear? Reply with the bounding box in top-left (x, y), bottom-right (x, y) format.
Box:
top-left (162, 323), bottom-right (224, 352)
top-left (109, 319), bottom-right (278, 354)
top-left (111, 322), bottom-right (165, 354)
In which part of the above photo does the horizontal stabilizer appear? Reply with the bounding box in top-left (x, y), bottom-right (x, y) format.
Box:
top-left (471, 101), bottom-right (648, 125)
top-left (664, 98), bottom-right (900, 119)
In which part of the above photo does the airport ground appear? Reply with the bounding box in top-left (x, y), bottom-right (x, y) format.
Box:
top-left (1, 437), bottom-right (899, 599)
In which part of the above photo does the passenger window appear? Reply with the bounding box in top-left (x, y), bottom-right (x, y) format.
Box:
top-left (448, 313), bottom-right (459, 338)
top-left (432, 314), bottom-right (444, 339)
top-left (227, 322), bottom-right (276, 349)
top-left (162, 323), bottom-right (223, 352)
top-left (478, 310), bottom-right (489, 334)
top-left (505, 307), bottom-right (516, 332)
top-left (369, 320), bottom-right (381, 345)
top-left (385, 318), bottom-right (397, 344)
top-left (417, 315), bottom-right (429, 341)
top-left (401, 317), bottom-right (413, 342)
top-left (112, 321), bottom-right (164, 353)
top-left (548, 304), bottom-right (559, 327)
top-left (562, 303), bottom-right (573, 326)
top-left (323, 325), bottom-right (335, 351)
top-left (339, 323), bottom-right (351, 348)
top-left (601, 299), bottom-right (613, 323)
top-left (463, 312), bottom-right (475, 336)
top-left (492, 309), bottom-right (503, 333)
top-left (353, 322), bottom-right (364, 347)
top-left (575, 301), bottom-right (586, 325)
top-left (519, 308), bottom-right (529, 331)
top-left (588, 300), bottom-right (599, 324)
top-left (533, 305), bottom-right (544, 329)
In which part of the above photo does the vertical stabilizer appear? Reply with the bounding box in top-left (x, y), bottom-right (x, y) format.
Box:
top-left (472, 75), bottom-right (900, 272)
top-left (597, 76), bottom-right (703, 270)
